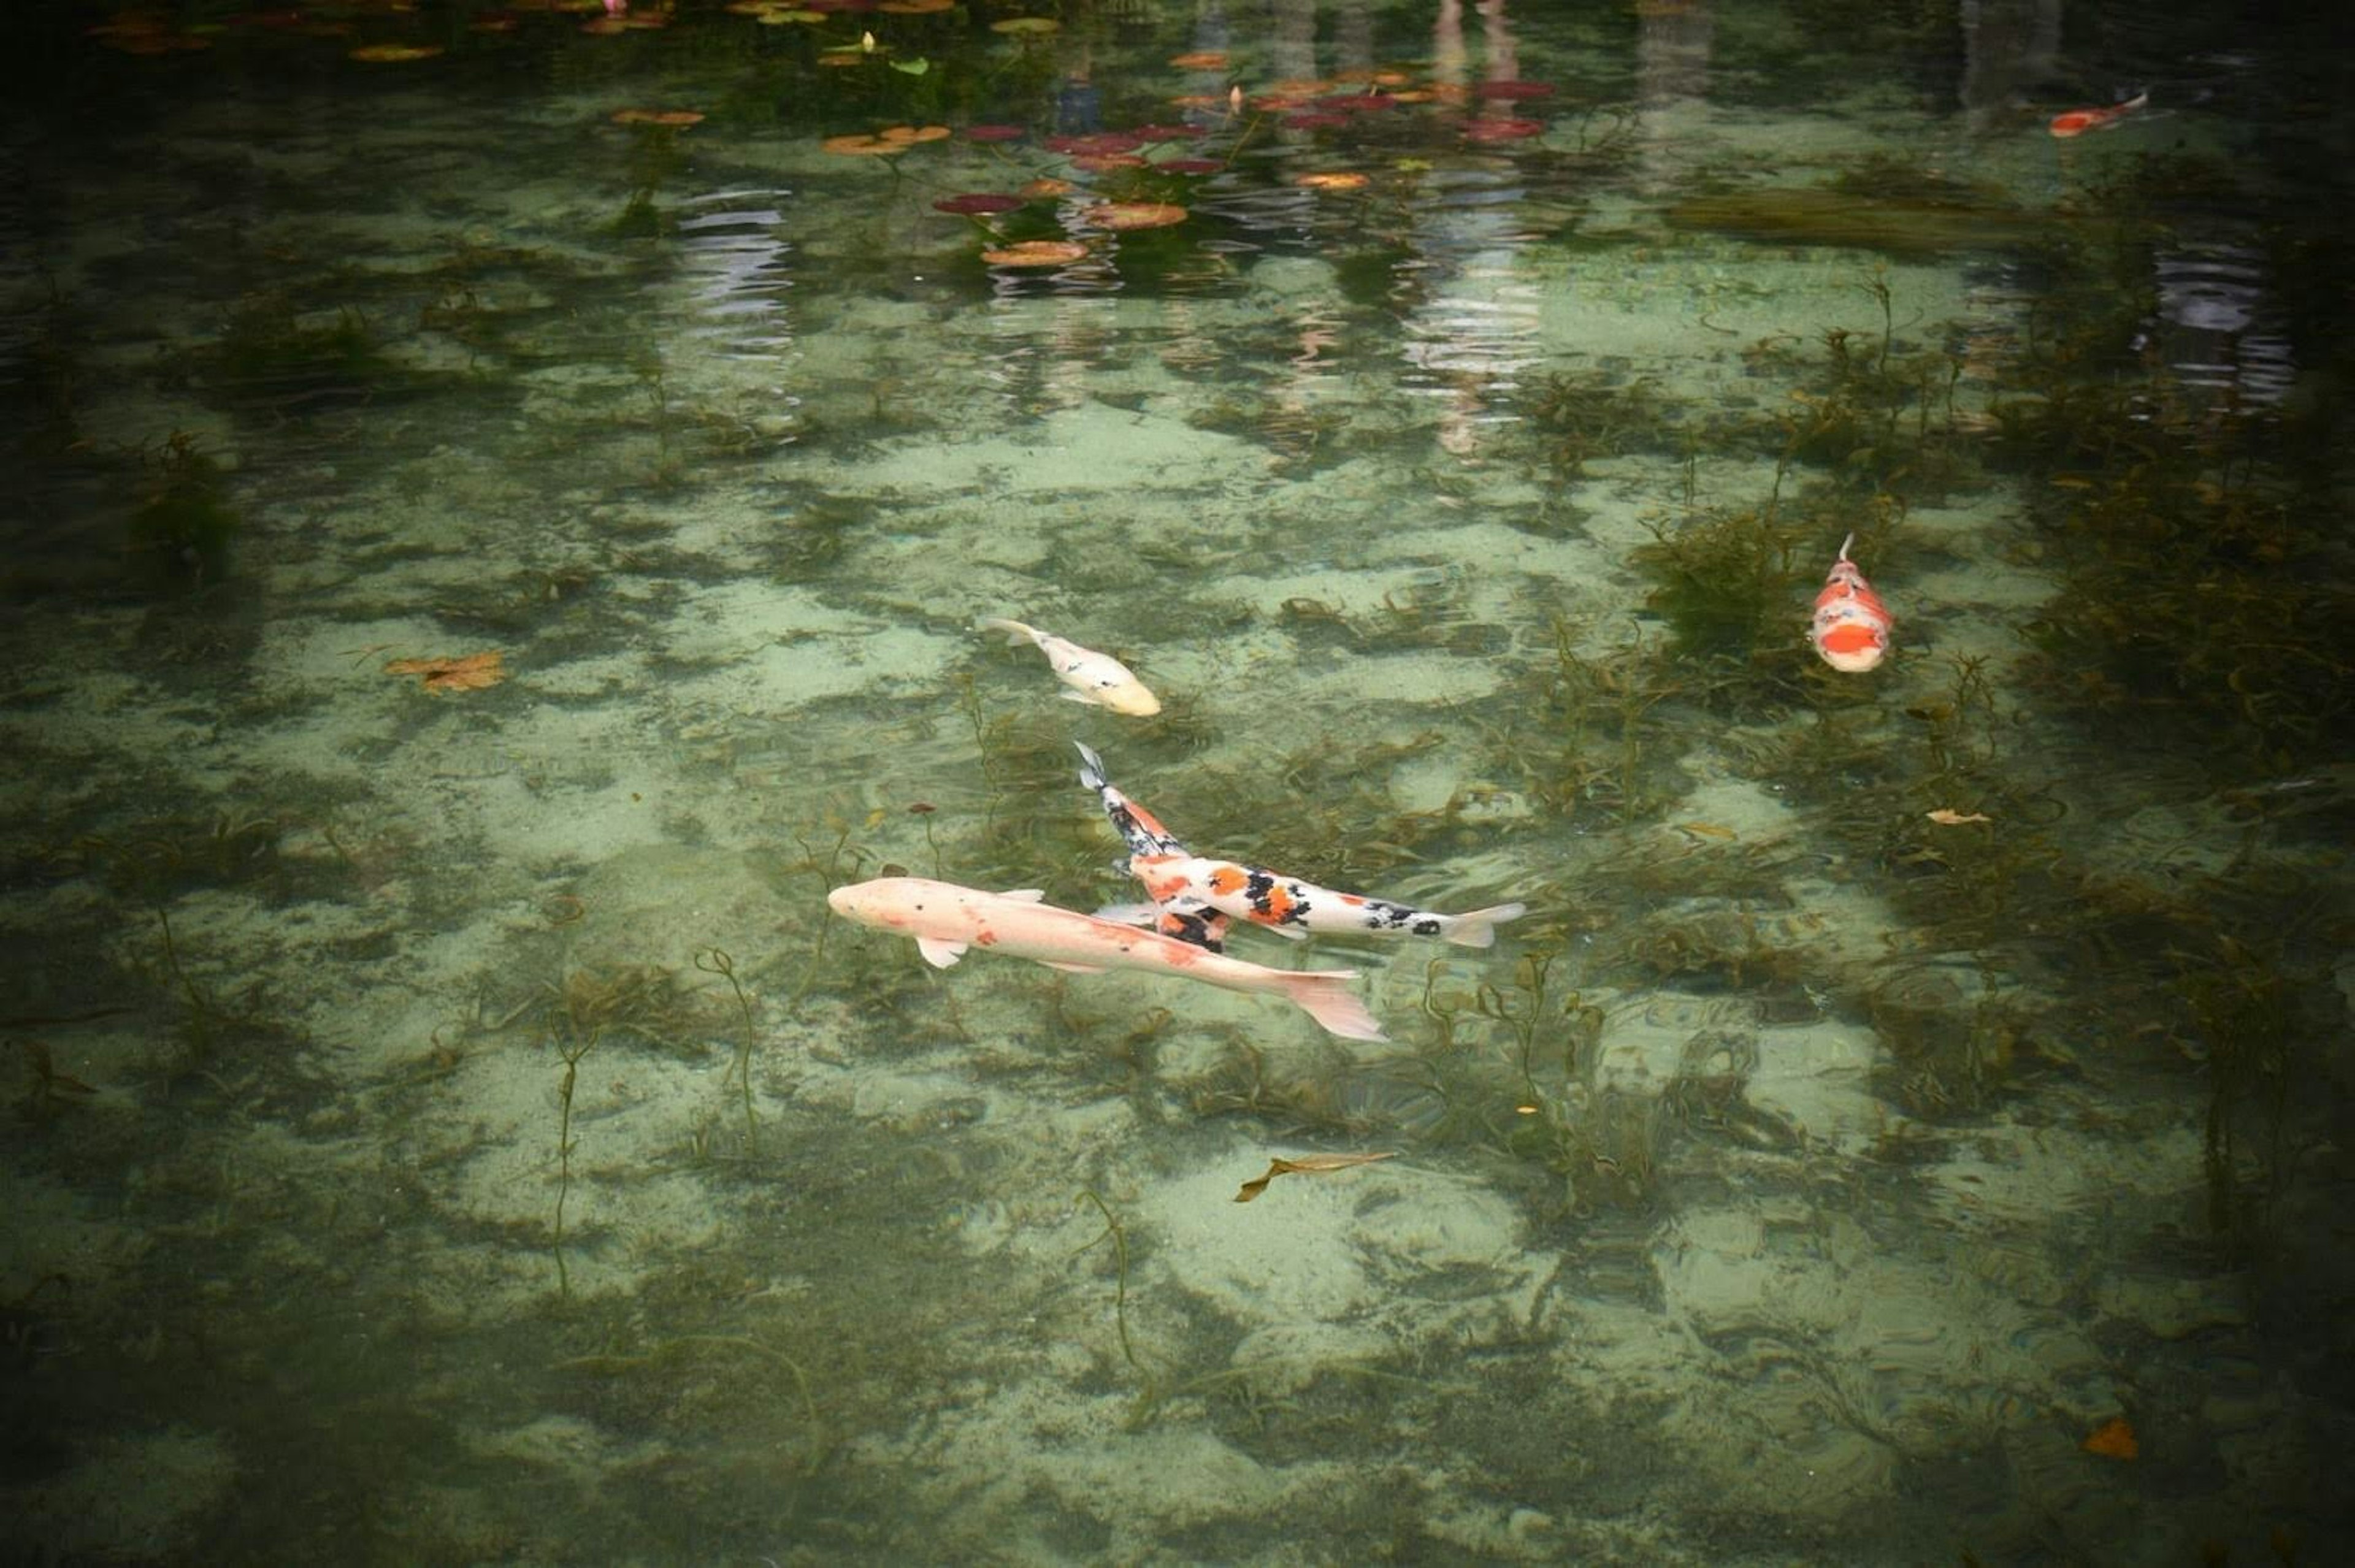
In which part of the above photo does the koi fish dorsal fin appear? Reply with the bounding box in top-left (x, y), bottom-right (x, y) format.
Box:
top-left (996, 888), bottom-right (1047, 901)
top-left (917, 937), bottom-right (968, 969)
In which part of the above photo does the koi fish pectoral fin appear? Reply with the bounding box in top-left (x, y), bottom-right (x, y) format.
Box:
top-left (1090, 901), bottom-right (1165, 928)
top-left (995, 889), bottom-right (1047, 901)
top-left (917, 937), bottom-right (969, 969)
top-left (1247, 917), bottom-right (1311, 940)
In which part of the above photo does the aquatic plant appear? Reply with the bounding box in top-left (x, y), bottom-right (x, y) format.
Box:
top-left (1520, 367), bottom-right (1669, 476)
top-left (1664, 180), bottom-right (2045, 256)
top-left (12, 1039), bottom-right (98, 1122)
top-left (549, 1021), bottom-right (597, 1298)
top-left (212, 295), bottom-right (390, 403)
top-left (126, 432), bottom-right (239, 591)
top-left (696, 948), bottom-right (761, 1144)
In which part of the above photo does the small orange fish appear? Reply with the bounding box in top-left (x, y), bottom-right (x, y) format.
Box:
top-left (2048, 92), bottom-right (2148, 138)
top-left (1810, 533), bottom-right (1894, 672)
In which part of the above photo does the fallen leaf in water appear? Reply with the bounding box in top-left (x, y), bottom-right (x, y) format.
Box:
top-left (385, 651), bottom-right (506, 693)
top-left (1234, 1150), bottom-right (1397, 1203)
top-left (1675, 821), bottom-right (1738, 840)
top-left (1925, 809), bottom-right (1993, 825)
top-left (2082, 1417), bottom-right (2138, 1459)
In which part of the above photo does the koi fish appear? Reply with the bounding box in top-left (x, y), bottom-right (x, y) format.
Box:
top-left (1075, 743), bottom-right (1528, 949)
top-left (2048, 92), bottom-right (2147, 138)
top-left (826, 876), bottom-right (1385, 1041)
top-left (1811, 532), bottom-right (1894, 673)
top-left (976, 618), bottom-right (1160, 716)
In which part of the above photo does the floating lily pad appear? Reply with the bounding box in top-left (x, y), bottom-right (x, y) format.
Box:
top-left (1462, 117), bottom-right (1545, 142)
top-left (933, 193), bottom-right (1026, 215)
top-left (1084, 202), bottom-right (1189, 231)
top-left (980, 239), bottom-right (1087, 267)
top-left (348, 42), bottom-right (443, 61)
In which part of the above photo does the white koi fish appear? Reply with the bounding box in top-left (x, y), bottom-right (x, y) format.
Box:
top-left (977, 618), bottom-right (1160, 716)
top-left (1810, 532), bottom-right (1894, 673)
top-left (1076, 744), bottom-right (1528, 950)
top-left (827, 876), bottom-right (1387, 1041)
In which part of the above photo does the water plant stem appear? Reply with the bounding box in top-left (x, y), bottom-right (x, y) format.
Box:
top-left (697, 947), bottom-right (760, 1142)
top-left (552, 1027), bottom-right (600, 1298)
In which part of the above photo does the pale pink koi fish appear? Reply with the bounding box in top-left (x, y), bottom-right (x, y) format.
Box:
top-left (826, 876), bottom-right (1387, 1041)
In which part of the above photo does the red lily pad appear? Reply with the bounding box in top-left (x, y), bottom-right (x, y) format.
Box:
top-left (1474, 80), bottom-right (1555, 100)
top-left (1160, 158), bottom-right (1223, 175)
top-left (962, 123), bottom-right (1028, 142)
top-left (1280, 112), bottom-right (1351, 130)
top-left (1128, 123), bottom-right (1206, 142)
top-left (1044, 131), bottom-right (1144, 157)
top-left (1463, 117), bottom-right (1545, 142)
top-left (934, 192), bottom-right (1026, 215)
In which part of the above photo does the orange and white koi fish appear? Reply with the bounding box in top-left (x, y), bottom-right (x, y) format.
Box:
top-left (977, 618), bottom-right (1160, 716)
top-left (2048, 92), bottom-right (2147, 138)
top-left (1076, 744), bottom-right (1527, 949)
top-left (827, 876), bottom-right (1386, 1041)
top-left (1811, 532), bottom-right (1894, 673)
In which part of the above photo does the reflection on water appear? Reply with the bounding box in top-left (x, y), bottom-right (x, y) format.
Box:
top-left (675, 188), bottom-right (799, 361)
top-left (5, 2), bottom-right (2352, 1564)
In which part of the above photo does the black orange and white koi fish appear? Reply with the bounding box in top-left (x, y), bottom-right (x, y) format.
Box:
top-left (2048, 91), bottom-right (2146, 138)
top-left (1075, 743), bottom-right (1527, 950)
top-left (976, 617), bottom-right (1160, 715)
top-left (1810, 532), bottom-right (1894, 672)
top-left (826, 876), bottom-right (1385, 1041)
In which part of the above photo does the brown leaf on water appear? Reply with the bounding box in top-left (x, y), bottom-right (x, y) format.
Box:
top-left (385, 650), bottom-right (505, 693)
top-left (2081, 1416), bottom-right (2138, 1459)
top-left (1233, 1150), bottom-right (1398, 1203)
top-left (1925, 808), bottom-right (1992, 825)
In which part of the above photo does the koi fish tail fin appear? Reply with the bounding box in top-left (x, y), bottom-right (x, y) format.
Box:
top-left (1442, 901), bottom-right (1530, 949)
top-left (1275, 969), bottom-right (1388, 1042)
top-left (1075, 740), bottom-right (1110, 792)
top-left (976, 616), bottom-right (1039, 646)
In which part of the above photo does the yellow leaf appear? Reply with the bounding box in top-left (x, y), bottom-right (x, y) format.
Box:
top-left (1233, 1151), bottom-right (1397, 1203)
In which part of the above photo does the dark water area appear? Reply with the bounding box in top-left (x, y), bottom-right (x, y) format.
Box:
top-left (4, 2), bottom-right (2351, 1563)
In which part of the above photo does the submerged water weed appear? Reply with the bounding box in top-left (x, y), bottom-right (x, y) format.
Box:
top-left (1484, 619), bottom-right (1693, 824)
top-left (549, 1022), bottom-right (599, 1299)
top-left (212, 294), bottom-right (391, 405)
top-left (696, 949), bottom-right (761, 1145)
top-left (1519, 367), bottom-right (1671, 476)
top-left (126, 433), bottom-right (240, 592)
top-left (2176, 927), bottom-right (2322, 1266)
top-left (2018, 464), bottom-right (2355, 777)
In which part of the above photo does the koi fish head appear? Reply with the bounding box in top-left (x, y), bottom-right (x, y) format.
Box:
top-left (829, 876), bottom-right (960, 934)
top-left (1094, 678), bottom-right (1162, 716)
top-left (1813, 614), bottom-right (1890, 672)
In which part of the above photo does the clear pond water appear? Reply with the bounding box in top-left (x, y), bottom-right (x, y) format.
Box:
top-left (4, 1), bottom-right (2351, 1562)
